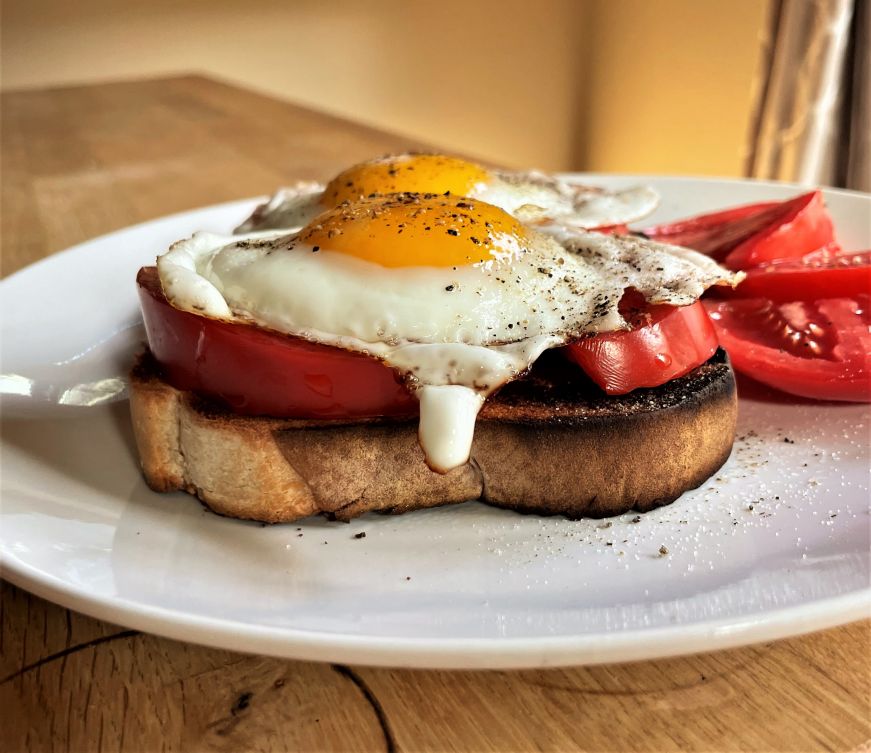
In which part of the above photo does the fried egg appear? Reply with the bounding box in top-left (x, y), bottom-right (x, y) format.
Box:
top-left (235, 153), bottom-right (659, 233)
top-left (161, 194), bottom-right (738, 472)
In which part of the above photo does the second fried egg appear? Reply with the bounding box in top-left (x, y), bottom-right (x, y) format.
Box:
top-left (235, 153), bottom-right (659, 233)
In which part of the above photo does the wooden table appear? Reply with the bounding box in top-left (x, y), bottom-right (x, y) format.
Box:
top-left (2, 75), bottom-right (869, 753)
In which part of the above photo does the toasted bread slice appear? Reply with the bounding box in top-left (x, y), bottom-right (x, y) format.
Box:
top-left (129, 348), bottom-right (737, 522)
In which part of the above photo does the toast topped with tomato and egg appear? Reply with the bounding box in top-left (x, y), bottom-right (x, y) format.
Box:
top-left (131, 153), bottom-right (743, 523)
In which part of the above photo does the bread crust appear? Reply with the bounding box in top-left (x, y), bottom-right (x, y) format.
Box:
top-left (129, 349), bottom-right (737, 522)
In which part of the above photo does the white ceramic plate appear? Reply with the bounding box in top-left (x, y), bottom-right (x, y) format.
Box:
top-left (2, 176), bottom-right (869, 669)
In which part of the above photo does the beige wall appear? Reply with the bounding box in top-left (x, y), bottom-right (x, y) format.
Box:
top-left (583, 0), bottom-right (768, 176)
top-left (1, 0), bottom-right (766, 175)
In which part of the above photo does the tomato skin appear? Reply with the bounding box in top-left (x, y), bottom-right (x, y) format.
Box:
top-left (705, 296), bottom-right (871, 402)
top-left (723, 191), bottom-right (836, 269)
top-left (137, 267), bottom-right (418, 418)
top-left (643, 191), bottom-right (837, 271)
top-left (643, 200), bottom-right (783, 257)
top-left (565, 297), bottom-right (719, 394)
top-left (722, 250), bottom-right (871, 302)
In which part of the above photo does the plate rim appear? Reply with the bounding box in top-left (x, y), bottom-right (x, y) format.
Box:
top-left (3, 175), bottom-right (870, 669)
top-left (4, 553), bottom-right (869, 669)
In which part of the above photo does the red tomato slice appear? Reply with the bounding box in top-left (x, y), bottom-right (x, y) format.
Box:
top-left (642, 191), bottom-right (837, 271)
top-left (723, 191), bottom-right (836, 270)
top-left (140, 269), bottom-right (718, 414)
top-left (137, 266), bottom-right (417, 418)
top-left (705, 296), bottom-right (871, 402)
top-left (591, 223), bottom-right (629, 235)
top-left (642, 200), bottom-right (783, 256)
top-left (723, 250), bottom-right (871, 302)
top-left (564, 292), bottom-right (719, 395)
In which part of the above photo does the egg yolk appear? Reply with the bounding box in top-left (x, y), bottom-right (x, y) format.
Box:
top-left (321, 154), bottom-right (490, 208)
top-left (297, 193), bottom-right (531, 268)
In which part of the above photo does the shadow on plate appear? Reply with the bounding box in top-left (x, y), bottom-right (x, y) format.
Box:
top-left (2, 400), bottom-right (139, 500)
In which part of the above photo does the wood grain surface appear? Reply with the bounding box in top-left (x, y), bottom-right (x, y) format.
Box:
top-left (2, 75), bottom-right (869, 753)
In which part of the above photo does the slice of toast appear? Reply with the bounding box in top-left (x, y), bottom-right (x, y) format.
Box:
top-left (129, 348), bottom-right (737, 522)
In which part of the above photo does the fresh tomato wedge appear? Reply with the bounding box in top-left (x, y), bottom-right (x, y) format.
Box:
top-left (642, 191), bottom-right (837, 270)
top-left (642, 200), bottom-right (782, 256)
top-left (137, 266), bottom-right (417, 418)
top-left (564, 291), bottom-right (719, 394)
top-left (705, 296), bottom-right (871, 402)
top-left (724, 191), bottom-right (836, 269)
top-left (723, 250), bottom-right (871, 301)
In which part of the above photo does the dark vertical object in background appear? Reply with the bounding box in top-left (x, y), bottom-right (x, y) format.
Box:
top-left (745, 0), bottom-right (869, 191)
top-left (843, 0), bottom-right (870, 189)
